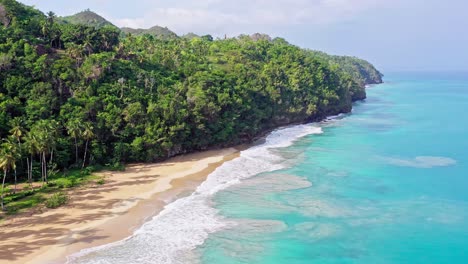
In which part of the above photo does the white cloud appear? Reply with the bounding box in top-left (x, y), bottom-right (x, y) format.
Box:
top-left (108, 0), bottom-right (395, 36)
top-left (383, 156), bottom-right (457, 169)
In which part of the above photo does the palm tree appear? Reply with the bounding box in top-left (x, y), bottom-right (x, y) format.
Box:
top-left (83, 36), bottom-right (94, 56)
top-left (9, 118), bottom-right (24, 193)
top-left (24, 133), bottom-right (39, 189)
top-left (40, 120), bottom-right (58, 185)
top-left (0, 147), bottom-right (16, 210)
top-left (34, 131), bottom-right (47, 186)
top-left (67, 120), bottom-right (83, 165)
top-left (41, 21), bottom-right (50, 41)
top-left (81, 123), bottom-right (95, 168)
top-left (45, 120), bottom-right (59, 166)
top-left (46, 11), bottom-right (56, 24)
top-left (9, 118), bottom-right (24, 143)
top-left (31, 120), bottom-right (58, 186)
top-left (66, 43), bottom-right (85, 67)
top-left (42, 11), bottom-right (58, 47)
top-left (3, 137), bottom-right (20, 194)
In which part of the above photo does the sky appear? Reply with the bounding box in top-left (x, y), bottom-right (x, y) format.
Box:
top-left (19, 0), bottom-right (468, 72)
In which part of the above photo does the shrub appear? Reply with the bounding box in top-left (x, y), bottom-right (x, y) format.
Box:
top-left (106, 162), bottom-right (125, 171)
top-left (9, 190), bottom-right (36, 202)
top-left (6, 194), bottom-right (45, 215)
top-left (45, 192), bottom-right (68, 209)
top-left (2, 186), bottom-right (12, 195)
top-left (80, 167), bottom-right (93, 176)
top-left (51, 178), bottom-right (76, 188)
top-left (96, 178), bottom-right (105, 185)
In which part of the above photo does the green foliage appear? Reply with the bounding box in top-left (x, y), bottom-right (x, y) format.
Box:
top-left (96, 177), bottom-right (105, 185)
top-left (45, 192), bottom-right (68, 208)
top-left (0, 166), bottom-right (98, 215)
top-left (48, 168), bottom-right (92, 188)
top-left (183, 32), bottom-right (200, 40)
top-left (5, 192), bottom-right (45, 214)
top-left (60, 9), bottom-right (116, 29)
top-left (0, 0), bottom-right (382, 188)
top-left (50, 178), bottom-right (76, 188)
top-left (121, 26), bottom-right (178, 40)
top-left (309, 51), bottom-right (383, 100)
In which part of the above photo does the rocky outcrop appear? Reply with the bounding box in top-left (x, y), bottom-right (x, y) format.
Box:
top-left (0, 4), bottom-right (11, 27)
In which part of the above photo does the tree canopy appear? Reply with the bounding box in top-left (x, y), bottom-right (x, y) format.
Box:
top-left (0, 0), bottom-right (383, 185)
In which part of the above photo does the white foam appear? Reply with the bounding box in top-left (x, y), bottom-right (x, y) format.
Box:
top-left (67, 124), bottom-right (323, 264)
top-left (381, 156), bottom-right (457, 168)
top-left (324, 113), bottom-right (347, 121)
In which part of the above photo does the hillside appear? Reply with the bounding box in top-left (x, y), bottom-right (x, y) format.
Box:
top-left (61, 9), bottom-right (116, 28)
top-left (0, 0), bottom-right (383, 187)
top-left (121, 25), bottom-right (178, 39)
top-left (61, 10), bottom-right (178, 40)
top-left (182, 32), bottom-right (200, 39)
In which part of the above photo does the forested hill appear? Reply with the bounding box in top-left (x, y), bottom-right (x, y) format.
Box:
top-left (0, 0), bottom-right (382, 181)
top-left (61, 10), bottom-right (117, 29)
top-left (120, 26), bottom-right (178, 39)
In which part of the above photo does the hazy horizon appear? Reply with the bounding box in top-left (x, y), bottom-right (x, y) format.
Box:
top-left (19, 0), bottom-right (468, 72)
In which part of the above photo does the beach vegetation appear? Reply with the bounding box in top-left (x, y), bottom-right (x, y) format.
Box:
top-left (96, 177), bottom-right (105, 185)
top-left (45, 192), bottom-right (68, 209)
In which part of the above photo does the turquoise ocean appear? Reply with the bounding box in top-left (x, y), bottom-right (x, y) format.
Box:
top-left (69, 72), bottom-right (468, 264)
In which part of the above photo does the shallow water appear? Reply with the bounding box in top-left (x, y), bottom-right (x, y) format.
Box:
top-left (200, 72), bottom-right (468, 264)
top-left (69, 72), bottom-right (468, 264)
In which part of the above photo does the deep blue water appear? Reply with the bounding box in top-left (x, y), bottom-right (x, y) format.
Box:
top-left (199, 72), bottom-right (468, 264)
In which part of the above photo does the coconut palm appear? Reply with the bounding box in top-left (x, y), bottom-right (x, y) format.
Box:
top-left (42, 11), bottom-right (59, 47)
top-left (24, 132), bottom-right (39, 189)
top-left (34, 131), bottom-right (48, 186)
top-left (9, 118), bottom-right (24, 143)
top-left (83, 36), bottom-right (94, 56)
top-left (31, 120), bottom-right (58, 186)
top-left (9, 118), bottom-right (25, 193)
top-left (81, 123), bottom-right (95, 168)
top-left (0, 147), bottom-right (16, 210)
top-left (66, 120), bottom-right (83, 165)
top-left (45, 120), bottom-right (59, 166)
top-left (2, 137), bottom-right (20, 194)
top-left (66, 43), bottom-right (85, 67)
top-left (46, 11), bottom-right (56, 24)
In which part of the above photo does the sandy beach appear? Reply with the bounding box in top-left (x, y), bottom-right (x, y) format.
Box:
top-left (0, 147), bottom-right (240, 264)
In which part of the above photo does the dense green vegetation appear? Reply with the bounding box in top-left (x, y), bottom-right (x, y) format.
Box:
top-left (44, 192), bottom-right (68, 208)
top-left (0, 167), bottom-right (104, 215)
top-left (61, 9), bottom-right (117, 29)
top-left (121, 26), bottom-right (178, 40)
top-left (0, 0), bottom-right (382, 211)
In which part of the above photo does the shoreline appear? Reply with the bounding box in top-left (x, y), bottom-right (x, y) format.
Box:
top-left (0, 147), bottom-right (241, 264)
top-left (0, 85), bottom-right (380, 264)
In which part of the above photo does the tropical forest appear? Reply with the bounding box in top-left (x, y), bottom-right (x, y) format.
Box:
top-left (0, 0), bottom-right (382, 213)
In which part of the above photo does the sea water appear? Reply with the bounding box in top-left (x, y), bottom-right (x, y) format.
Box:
top-left (69, 72), bottom-right (468, 264)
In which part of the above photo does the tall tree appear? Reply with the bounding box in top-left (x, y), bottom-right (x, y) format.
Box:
top-left (2, 137), bottom-right (20, 193)
top-left (9, 118), bottom-right (24, 144)
top-left (9, 118), bottom-right (24, 193)
top-left (66, 120), bottom-right (83, 165)
top-left (0, 145), bottom-right (16, 210)
top-left (31, 120), bottom-right (58, 185)
top-left (24, 133), bottom-right (39, 189)
top-left (81, 123), bottom-right (94, 168)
